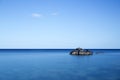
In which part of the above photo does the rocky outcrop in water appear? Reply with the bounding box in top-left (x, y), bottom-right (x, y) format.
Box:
top-left (70, 48), bottom-right (93, 55)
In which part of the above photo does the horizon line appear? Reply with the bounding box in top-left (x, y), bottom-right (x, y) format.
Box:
top-left (0, 48), bottom-right (120, 50)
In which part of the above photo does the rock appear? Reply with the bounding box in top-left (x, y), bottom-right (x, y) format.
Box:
top-left (70, 48), bottom-right (93, 55)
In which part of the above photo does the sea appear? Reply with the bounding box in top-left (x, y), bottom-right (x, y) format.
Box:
top-left (0, 49), bottom-right (120, 80)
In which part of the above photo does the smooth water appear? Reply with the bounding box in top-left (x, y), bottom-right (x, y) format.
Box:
top-left (0, 49), bottom-right (120, 80)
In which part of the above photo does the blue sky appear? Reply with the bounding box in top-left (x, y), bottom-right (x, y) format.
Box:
top-left (0, 0), bottom-right (120, 49)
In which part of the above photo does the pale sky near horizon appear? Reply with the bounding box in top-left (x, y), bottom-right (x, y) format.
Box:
top-left (0, 0), bottom-right (120, 49)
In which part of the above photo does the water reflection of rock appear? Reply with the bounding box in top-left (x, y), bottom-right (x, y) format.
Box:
top-left (96, 52), bottom-right (104, 54)
top-left (70, 48), bottom-right (93, 55)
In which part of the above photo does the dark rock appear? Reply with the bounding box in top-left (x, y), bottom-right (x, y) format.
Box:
top-left (70, 48), bottom-right (93, 55)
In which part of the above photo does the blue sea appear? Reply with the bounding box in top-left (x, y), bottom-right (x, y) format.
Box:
top-left (0, 49), bottom-right (120, 80)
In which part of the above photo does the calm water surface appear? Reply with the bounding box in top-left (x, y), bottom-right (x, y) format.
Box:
top-left (0, 49), bottom-right (120, 80)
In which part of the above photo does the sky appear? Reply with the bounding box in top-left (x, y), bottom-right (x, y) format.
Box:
top-left (0, 0), bottom-right (120, 49)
